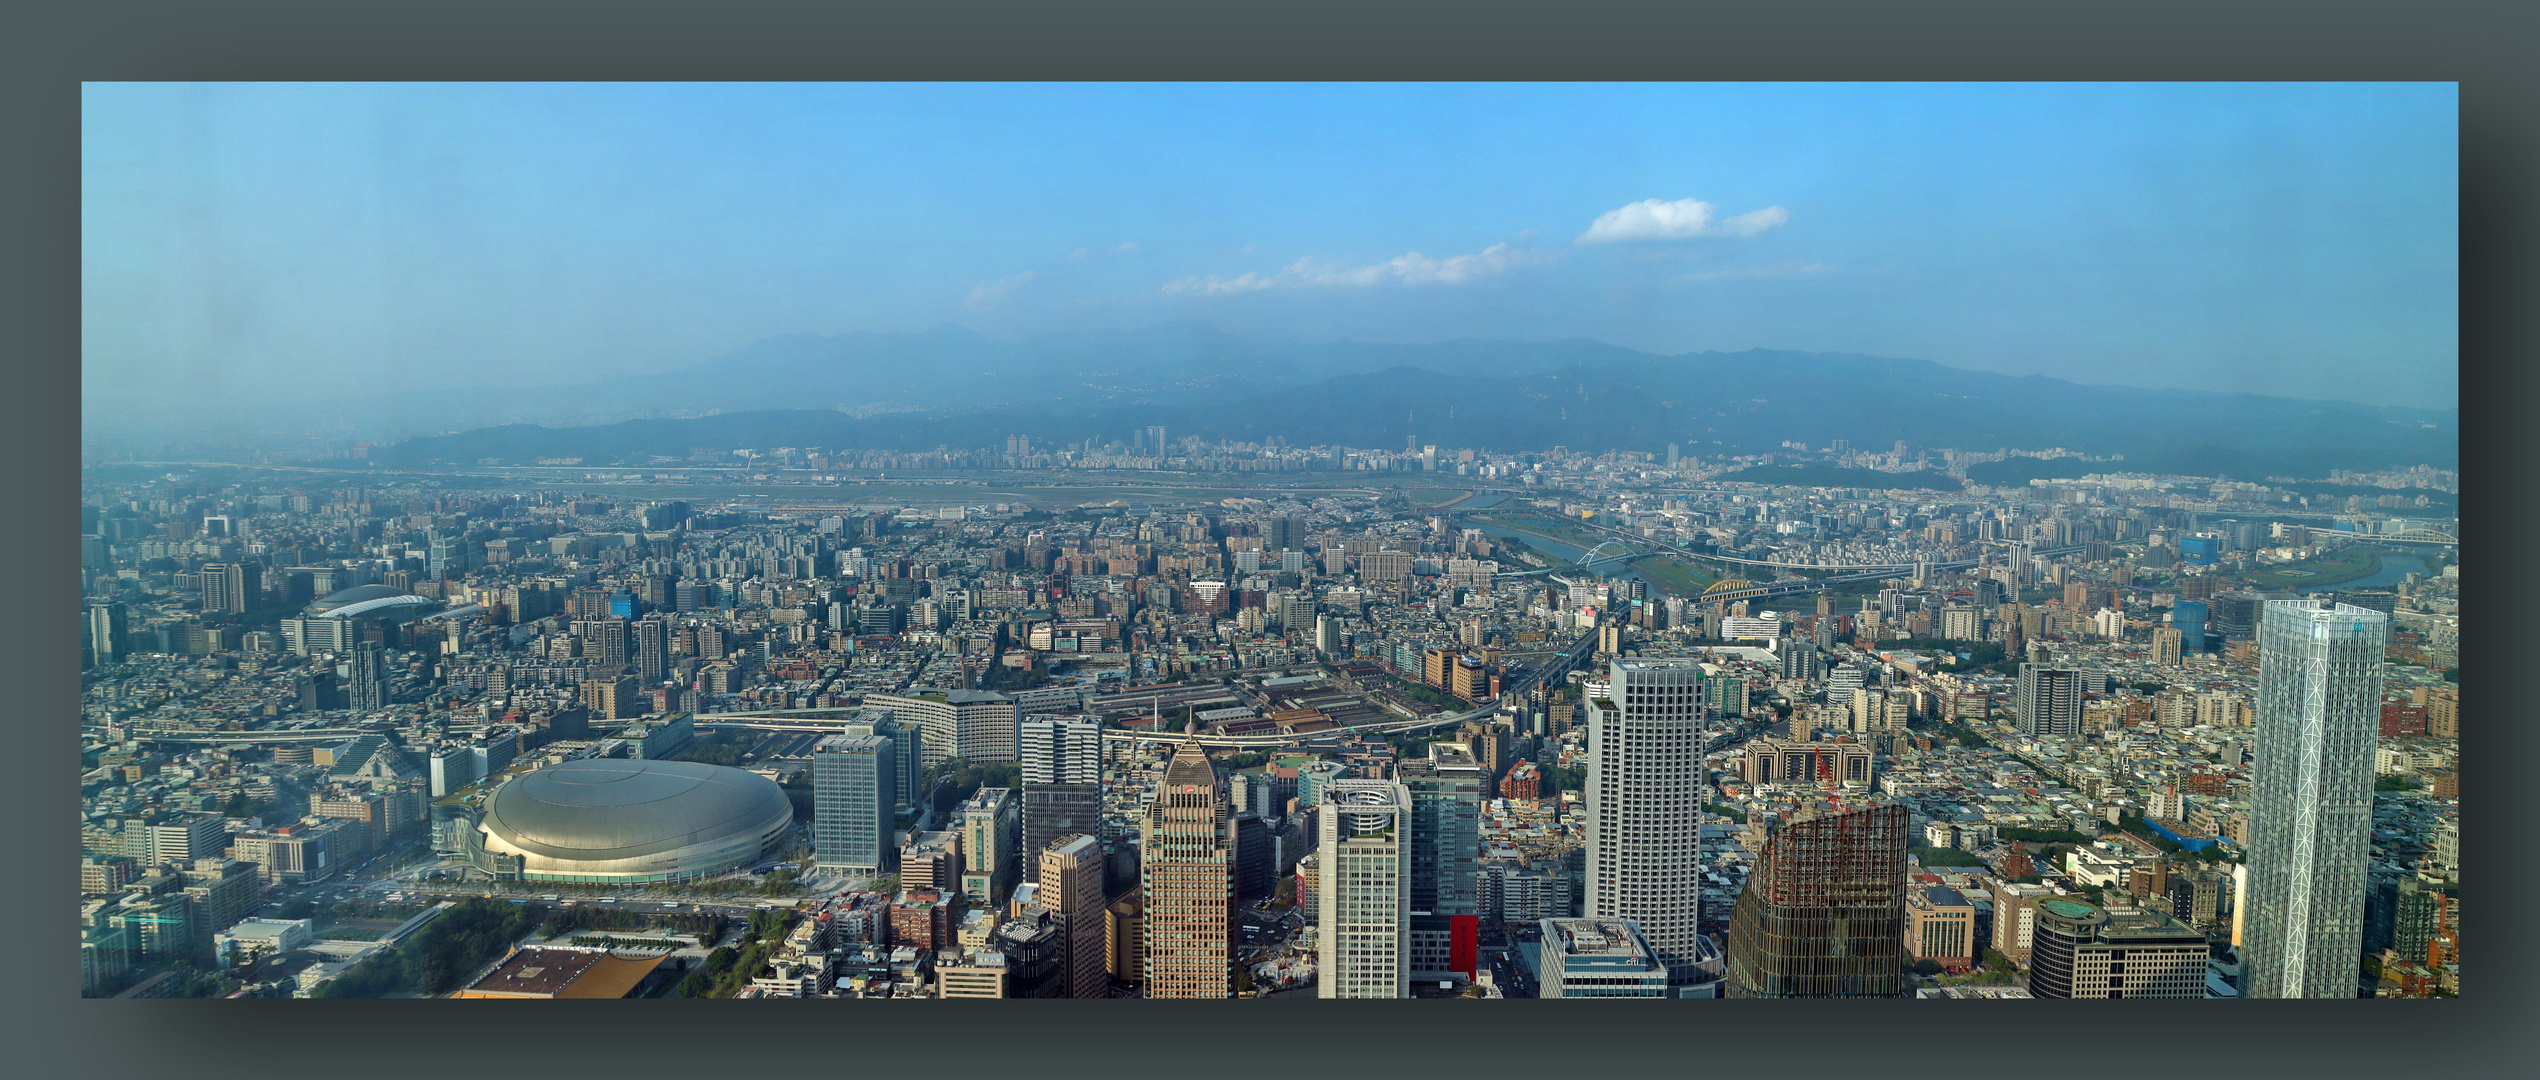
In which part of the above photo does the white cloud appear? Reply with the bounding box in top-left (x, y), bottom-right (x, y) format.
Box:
top-left (1070, 247), bottom-right (1091, 260)
top-left (1161, 270), bottom-right (1278, 296)
top-left (1577, 197), bottom-right (1790, 244)
top-left (1671, 260), bottom-right (1828, 283)
top-left (1162, 242), bottom-right (1547, 296)
top-left (1111, 241), bottom-right (1140, 254)
top-left (966, 270), bottom-right (1039, 310)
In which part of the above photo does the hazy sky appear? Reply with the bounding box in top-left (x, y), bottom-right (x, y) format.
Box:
top-left (83, 82), bottom-right (2459, 425)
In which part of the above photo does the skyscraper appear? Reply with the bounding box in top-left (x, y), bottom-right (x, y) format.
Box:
top-left (346, 640), bottom-right (390, 712)
top-left (1723, 803), bottom-right (1909, 998)
top-left (198, 562), bottom-right (253, 614)
top-left (812, 734), bottom-right (896, 876)
top-left (1039, 834), bottom-right (1111, 999)
top-left (2152, 627), bottom-right (2183, 667)
top-left (2014, 663), bottom-right (2084, 737)
top-left (1140, 741), bottom-right (1232, 999)
top-left (1584, 659), bottom-right (1714, 992)
top-left (2209, 591), bottom-right (2264, 642)
top-left (2243, 599), bottom-right (2387, 999)
top-left (632, 616), bottom-right (668, 683)
top-left (86, 603), bottom-right (128, 666)
top-left (1020, 715), bottom-right (1104, 888)
top-left (574, 614), bottom-right (627, 670)
top-left (1317, 779), bottom-right (1411, 999)
top-left (2172, 598), bottom-right (2210, 654)
top-left (1399, 741), bottom-right (1482, 982)
top-left (959, 787), bottom-right (1020, 907)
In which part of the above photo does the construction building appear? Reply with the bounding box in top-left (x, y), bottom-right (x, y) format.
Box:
top-left (1723, 803), bottom-right (1909, 998)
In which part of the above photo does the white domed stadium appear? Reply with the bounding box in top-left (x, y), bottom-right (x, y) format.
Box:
top-left (464, 758), bottom-right (793, 884)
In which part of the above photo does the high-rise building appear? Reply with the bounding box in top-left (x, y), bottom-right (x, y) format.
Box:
top-left (346, 641), bottom-right (391, 712)
top-left (1317, 779), bottom-right (1411, 999)
top-left (2152, 627), bottom-right (2183, 667)
top-left (146, 813), bottom-right (231, 867)
top-left (1039, 834), bottom-right (1111, 999)
top-left (2209, 592), bottom-right (2264, 642)
top-left (198, 562), bottom-right (253, 614)
top-left (1723, 803), bottom-right (1909, 998)
top-left (2243, 599), bottom-right (2387, 999)
top-left (1020, 715), bottom-right (1104, 888)
top-left (2025, 900), bottom-right (2210, 998)
top-left (812, 734), bottom-right (896, 875)
top-left (2172, 599), bottom-right (2210, 653)
top-left (1905, 886), bottom-right (1979, 971)
top-left (1399, 742), bottom-right (1482, 982)
top-left (959, 787), bottom-right (1020, 907)
top-left (1233, 811), bottom-right (1271, 901)
top-left (573, 616), bottom-right (630, 674)
top-left (86, 603), bottom-right (129, 666)
top-left (1140, 742), bottom-right (1233, 999)
top-left (1107, 889), bottom-right (1145, 986)
top-left (579, 675), bottom-right (643, 720)
top-left (632, 616), bottom-right (668, 683)
top-left (1584, 659), bottom-right (1715, 992)
top-left (2015, 664), bottom-right (2084, 737)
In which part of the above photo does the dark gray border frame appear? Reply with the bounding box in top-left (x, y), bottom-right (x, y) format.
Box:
top-left (7, 1), bottom-right (2523, 1076)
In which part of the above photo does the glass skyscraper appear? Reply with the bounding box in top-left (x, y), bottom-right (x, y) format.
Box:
top-left (2243, 599), bottom-right (2386, 999)
top-left (812, 734), bottom-right (896, 875)
top-left (1399, 742), bottom-right (1482, 981)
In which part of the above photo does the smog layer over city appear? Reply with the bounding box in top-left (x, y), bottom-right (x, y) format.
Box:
top-left (78, 83), bottom-right (2458, 1001)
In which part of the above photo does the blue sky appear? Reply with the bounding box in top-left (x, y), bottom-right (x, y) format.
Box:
top-left (82, 82), bottom-right (2459, 421)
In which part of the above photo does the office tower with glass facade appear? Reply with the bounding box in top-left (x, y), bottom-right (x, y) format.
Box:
top-left (2172, 599), bottom-right (2210, 654)
top-left (1584, 659), bottom-right (1715, 993)
top-left (1724, 803), bottom-right (1909, 998)
top-left (811, 734), bottom-right (896, 875)
top-left (1141, 742), bottom-right (1232, 999)
top-left (1020, 714), bottom-right (1104, 888)
top-left (2243, 599), bottom-right (2387, 999)
top-left (1317, 779), bottom-right (1412, 999)
top-left (1399, 741), bottom-right (1483, 982)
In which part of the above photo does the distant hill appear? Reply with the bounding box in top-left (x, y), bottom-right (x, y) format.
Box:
top-left (372, 326), bottom-right (2457, 477)
top-left (1963, 457), bottom-right (2098, 486)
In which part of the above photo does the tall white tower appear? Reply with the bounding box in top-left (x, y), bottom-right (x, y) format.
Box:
top-left (1584, 658), bottom-right (1711, 991)
top-left (1317, 779), bottom-right (1411, 999)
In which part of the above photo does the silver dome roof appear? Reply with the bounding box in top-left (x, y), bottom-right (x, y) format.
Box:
top-left (479, 758), bottom-right (792, 863)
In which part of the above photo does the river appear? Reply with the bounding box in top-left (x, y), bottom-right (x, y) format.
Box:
top-left (1464, 520), bottom-right (1653, 589)
top-left (2296, 549), bottom-right (2432, 594)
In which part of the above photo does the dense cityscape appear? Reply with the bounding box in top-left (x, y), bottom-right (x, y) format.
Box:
top-left (76, 437), bottom-right (2460, 999)
top-left (75, 80), bottom-right (2460, 1008)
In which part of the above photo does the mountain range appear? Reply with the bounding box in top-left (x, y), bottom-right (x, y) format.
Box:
top-left (367, 323), bottom-right (2456, 479)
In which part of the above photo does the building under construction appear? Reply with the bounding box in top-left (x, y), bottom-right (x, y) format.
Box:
top-left (1723, 802), bottom-right (1909, 998)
